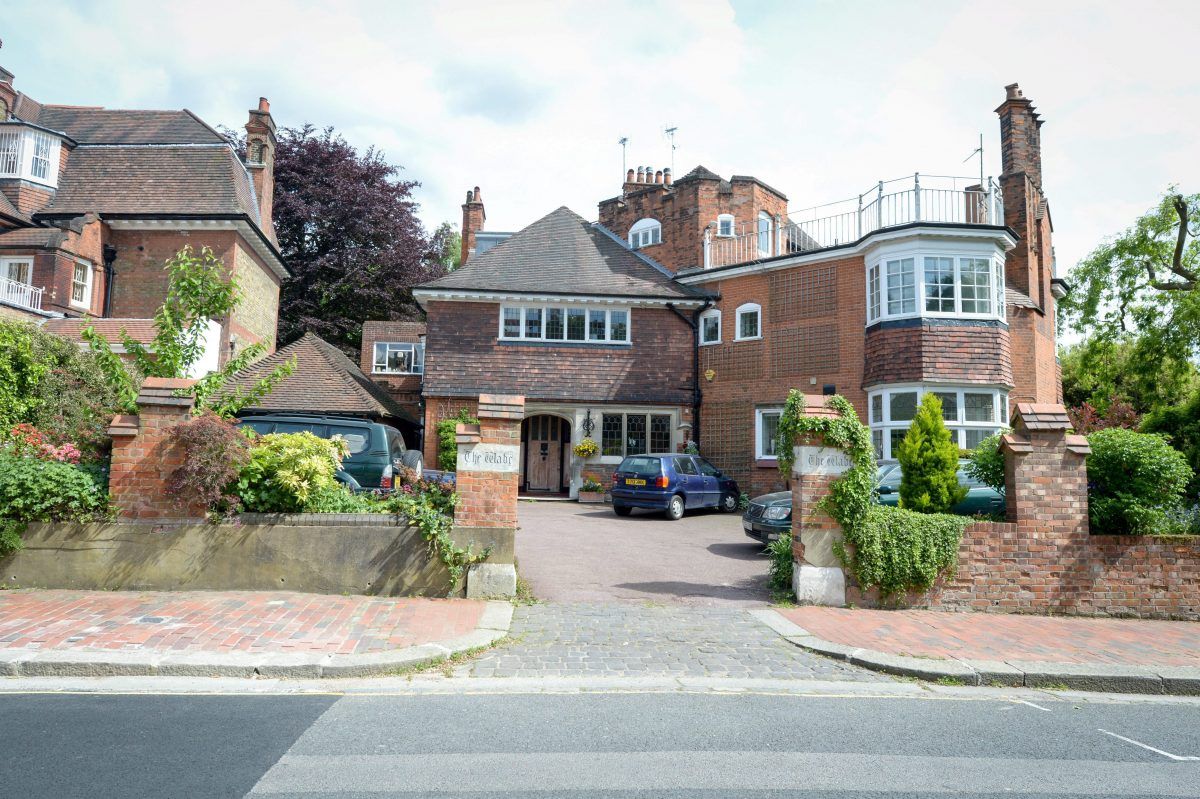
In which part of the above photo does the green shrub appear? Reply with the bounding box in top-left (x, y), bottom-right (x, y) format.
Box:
top-left (234, 431), bottom-right (349, 513)
top-left (1086, 428), bottom-right (1192, 535)
top-left (437, 408), bottom-right (479, 471)
top-left (846, 506), bottom-right (970, 598)
top-left (304, 485), bottom-right (380, 513)
top-left (1141, 390), bottom-right (1200, 497)
top-left (168, 412), bottom-right (250, 515)
top-left (896, 394), bottom-right (967, 513)
top-left (767, 532), bottom-right (794, 597)
top-left (0, 320), bottom-right (123, 457)
top-left (0, 520), bottom-right (22, 557)
top-left (965, 431), bottom-right (1007, 495)
top-left (0, 452), bottom-right (110, 522)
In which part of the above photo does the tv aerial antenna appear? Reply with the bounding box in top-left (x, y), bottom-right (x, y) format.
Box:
top-left (962, 133), bottom-right (984, 188)
top-left (664, 126), bottom-right (678, 174)
top-left (618, 137), bottom-right (629, 176)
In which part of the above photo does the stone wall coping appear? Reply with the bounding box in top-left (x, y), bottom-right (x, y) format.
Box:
top-left (1000, 433), bottom-right (1032, 453)
top-left (477, 393), bottom-right (525, 420)
top-left (1065, 434), bottom-right (1092, 455)
top-left (456, 423), bottom-right (482, 444)
top-left (798, 394), bottom-right (840, 418)
top-left (141, 377), bottom-right (197, 391)
top-left (1014, 402), bottom-right (1072, 431)
top-left (237, 513), bottom-right (412, 527)
top-left (107, 415), bottom-right (139, 437)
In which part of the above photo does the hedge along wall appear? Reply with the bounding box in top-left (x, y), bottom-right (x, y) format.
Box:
top-left (845, 404), bottom-right (1200, 620)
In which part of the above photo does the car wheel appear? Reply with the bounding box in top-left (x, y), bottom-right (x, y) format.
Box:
top-left (719, 492), bottom-right (739, 513)
top-left (614, 504), bottom-right (633, 517)
top-left (664, 494), bottom-right (685, 521)
top-left (400, 450), bottom-right (424, 474)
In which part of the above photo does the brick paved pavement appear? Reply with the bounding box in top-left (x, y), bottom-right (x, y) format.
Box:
top-left (0, 591), bottom-right (484, 656)
top-left (459, 602), bottom-right (882, 680)
top-left (782, 607), bottom-right (1200, 667)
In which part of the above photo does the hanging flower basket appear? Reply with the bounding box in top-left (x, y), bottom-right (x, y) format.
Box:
top-left (573, 437), bottom-right (599, 458)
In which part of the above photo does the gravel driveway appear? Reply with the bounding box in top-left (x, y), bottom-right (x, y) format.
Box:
top-left (515, 500), bottom-right (772, 606)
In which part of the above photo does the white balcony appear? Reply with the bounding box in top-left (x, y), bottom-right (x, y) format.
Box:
top-left (704, 174), bottom-right (1005, 270)
top-left (0, 276), bottom-right (44, 312)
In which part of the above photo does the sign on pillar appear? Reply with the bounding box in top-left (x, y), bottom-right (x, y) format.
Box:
top-left (455, 394), bottom-right (524, 529)
top-left (791, 440), bottom-right (852, 606)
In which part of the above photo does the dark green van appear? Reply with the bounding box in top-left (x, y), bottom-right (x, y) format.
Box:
top-left (236, 414), bottom-right (422, 491)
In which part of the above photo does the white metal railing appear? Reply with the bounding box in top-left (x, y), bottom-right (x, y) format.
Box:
top-left (704, 173), bottom-right (1004, 269)
top-left (0, 276), bottom-right (43, 311)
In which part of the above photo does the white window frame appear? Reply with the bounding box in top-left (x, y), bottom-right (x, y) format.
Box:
top-left (1, 256), bottom-right (33, 285)
top-left (628, 218), bottom-right (662, 249)
top-left (734, 302), bottom-right (762, 342)
top-left (373, 341), bottom-right (425, 375)
top-left (69, 260), bottom-right (93, 309)
top-left (498, 304), bottom-right (631, 345)
top-left (0, 127), bottom-right (61, 187)
top-left (699, 308), bottom-right (722, 345)
top-left (866, 250), bottom-right (1006, 325)
top-left (716, 214), bottom-right (735, 238)
top-left (598, 411), bottom-right (676, 458)
top-left (867, 384), bottom-right (1010, 461)
top-left (756, 212), bottom-right (773, 256)
top-left (755, 407), bottom-right (783, 460)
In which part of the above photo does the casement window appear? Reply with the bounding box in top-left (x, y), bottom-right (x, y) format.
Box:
top-left (757, 212), bottom-right (772, 256)
top-left (867, 384), bottom-right (1009, 460)
top-left (735, 302), bottom-right (761, 341)
top-left (499, 304), bottom-right (630, 344)
top-left (373, 341), bottom-right (425, 374)
top-left (0, 126), bottom-right (61, 187)
top-left (70, 261), bottom-right (93, 308)
top-left (868, 253), bottom-right (1006, 324)
top-left (716, 214), bottom-right (735, 238)
top-left (2, 257), bottom-right (32, 285)
top-left (600, 412), bottom-right (673, 457)
top-left (628, 218), bottom-right (662, 249)
top-left (699, 308), bottom-right (721, 345)
top-left (755, 407), bottom-right (783, 460)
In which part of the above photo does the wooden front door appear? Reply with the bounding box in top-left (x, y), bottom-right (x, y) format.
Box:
top-left (526, 415), bottom-right (562, 492)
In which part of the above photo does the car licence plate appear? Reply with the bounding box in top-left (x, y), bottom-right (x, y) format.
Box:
top-left (743, 521), bottom-right (754, 532)
top-left (625, 478), bottom-right (646, 486)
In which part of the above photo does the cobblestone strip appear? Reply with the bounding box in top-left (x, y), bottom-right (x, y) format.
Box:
top-left (460, 602), bottom-right (883, 681)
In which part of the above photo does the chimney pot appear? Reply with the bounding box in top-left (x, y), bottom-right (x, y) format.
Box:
top-left (636, 167), bottom-right (645, 183)
top-left (473, 186), bottom-right (481, 202)
top-left (258, 97), bottom-right (270, 113)
top-left (1005, 83), bottom-right (1023, 100)
top-left (664, 168), bottom-right (672, 186)
top-left (654, 170), bottom-right (663, 184)
top-left (626, 168), bottom-right (635, 184)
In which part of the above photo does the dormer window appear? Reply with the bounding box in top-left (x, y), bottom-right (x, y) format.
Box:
top-left (0, 124), bottom-right (63, 188)
top-left (629, 218), bottom-right (662, 249)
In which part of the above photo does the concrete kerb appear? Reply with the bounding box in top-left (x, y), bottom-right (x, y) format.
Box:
top-left (0, 600), bottom-right (514, 680)
top-left (754, 608), bottom-right (1196, 695)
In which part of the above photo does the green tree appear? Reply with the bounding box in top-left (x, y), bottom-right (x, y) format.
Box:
top-left (1060, 191), bottom-right (1200, 373)
top-left (82, 245), bottom-right (294, 417)
top-left (896, 394), bottom-right (967, 513)
top-left (1060, 336), bottom-right (1198, 415)
top-left (1141, 390), bottom-right (1200, 497)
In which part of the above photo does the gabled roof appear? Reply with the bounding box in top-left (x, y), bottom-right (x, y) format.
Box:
top-left (418, 206), bottom-right (707, 301)
top-left (222, 333), bottom-right (416, 423)
top-left (0, 192), bottom-right (32, 225)
top-left (39, 145), bottom-right (260, 221)
top-left (32, 107), bottom-right (225, 145)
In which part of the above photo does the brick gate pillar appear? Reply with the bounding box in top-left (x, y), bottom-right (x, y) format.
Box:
top-left (454, 394), bottom-right (524, 529)
top-left (108, 377), bottom-right (206, 520)
top-left (790, 397), bottom-right (854, 606)
top-left (1001, 403), bottom-right (1091, 533)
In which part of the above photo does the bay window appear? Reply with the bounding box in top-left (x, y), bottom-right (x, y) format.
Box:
top-left (499, 304), bottom-right (631, 344)
top-left (867, 252), bottom-right (1006, 324)
top-left (0, 125), bottom-right (61, 187)
top-left (868, 384), bottom-right (1009, 460)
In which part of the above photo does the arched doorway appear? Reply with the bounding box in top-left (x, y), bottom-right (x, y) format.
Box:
top-left (520, 414), bottom-right (572, 494)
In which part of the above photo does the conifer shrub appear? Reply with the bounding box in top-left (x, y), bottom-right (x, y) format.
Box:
top-left (896, 394), bottom-right (967, 514)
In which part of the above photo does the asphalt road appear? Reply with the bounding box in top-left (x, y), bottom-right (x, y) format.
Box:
top-left (516, 499), bottom-right (770, 604)
top-left (3, 691), bottom-right (1198, 798)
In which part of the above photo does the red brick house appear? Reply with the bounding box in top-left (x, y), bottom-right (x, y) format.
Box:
top-left (380, 84), bottom-right (1063, 498)
top-left (0, 63), bottom-right (287, 368)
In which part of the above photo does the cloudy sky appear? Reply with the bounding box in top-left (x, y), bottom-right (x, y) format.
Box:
top-left (4, 0), bottom-right (1198, 274)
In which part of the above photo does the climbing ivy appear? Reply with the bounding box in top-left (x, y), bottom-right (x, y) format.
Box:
top-left (775, 391), bottom-right (968, 598)
top-left (387, 490), bottom-right (491, 590)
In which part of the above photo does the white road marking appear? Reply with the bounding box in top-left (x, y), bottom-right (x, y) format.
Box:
top-left (1098, 729), bottom-right (1200, 761)
top-left (1014, 699), bottom-right (1052, 712)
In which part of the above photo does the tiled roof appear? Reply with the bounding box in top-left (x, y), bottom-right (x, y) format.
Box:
top-left (420, 206), bottom-right (707, 301)
top-left (33, 107), bottom-right (225, 145)
top-left (0, 227), bottom-right (65, 248)
top-left (0, 193), bottom-right (31, 224)
top-left (1006, 287), bottom-right (1039, 309)
top-left (674, 165), bottom-right (723, 183)
top-left (44, 317), bottom-right (158, 345)
top-left (222, 333), bottom-right (416, 423)
top-left (40, 145), bottom-right (259, 222)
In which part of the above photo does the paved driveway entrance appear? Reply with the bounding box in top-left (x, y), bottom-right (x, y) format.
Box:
top-left (515, 500), bottom-right (771, 605)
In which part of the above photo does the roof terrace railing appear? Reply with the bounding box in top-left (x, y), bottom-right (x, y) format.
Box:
top-left (0, 276), bottom-right (44, 312)
top-left (703, 173), bottom-right (1004, 269)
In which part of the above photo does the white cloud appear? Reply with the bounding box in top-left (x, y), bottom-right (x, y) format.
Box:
top-left (3, 0), bottom-right (1198, 274)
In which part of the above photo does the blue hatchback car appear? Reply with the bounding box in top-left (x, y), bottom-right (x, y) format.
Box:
top-left (610, 454), bottom-right (741, 520)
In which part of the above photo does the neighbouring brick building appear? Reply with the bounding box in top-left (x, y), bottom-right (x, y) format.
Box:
top-left (379, 84), bottom-right (1063, 499)
top-left (0, 62), bottom-right (287, 367)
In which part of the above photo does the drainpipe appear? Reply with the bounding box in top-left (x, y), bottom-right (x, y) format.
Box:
top-left (101, 244), bottom-right (117, 317)
top-left (668, 300), bottom-right (712, 449)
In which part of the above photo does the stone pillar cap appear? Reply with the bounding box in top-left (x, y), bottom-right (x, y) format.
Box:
top-left (1012, 403), bottom-right (1072, 432)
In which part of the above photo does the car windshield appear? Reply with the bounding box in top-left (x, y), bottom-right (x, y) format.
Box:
top-left (618, 456), bottom-right (662, 477)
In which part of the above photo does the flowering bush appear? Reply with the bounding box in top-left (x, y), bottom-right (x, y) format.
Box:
top-left (167, 413), bottom-right (250, 516)
top-left (0, 451), bottom-right (110, 523)
top-left (573, 437), bottom-right (599, 458)
top-left (234, 431), bottom-right (350, 513)
top-left (3, 423), bottom-right (83, 464)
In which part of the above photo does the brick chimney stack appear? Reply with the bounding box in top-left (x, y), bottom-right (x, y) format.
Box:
top-left (244, 97), bottom-right (278, 244)
top-left (461, 186), bottom-right (486, 265)
top-left (996, 82), bottom-right (1043, 188)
